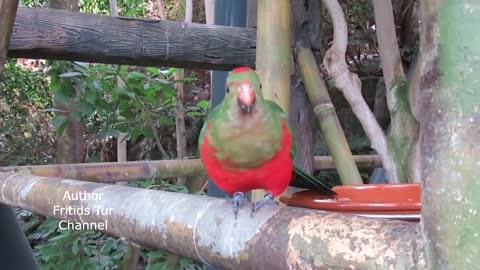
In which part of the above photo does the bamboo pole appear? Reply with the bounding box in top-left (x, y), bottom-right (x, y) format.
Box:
top-left (0, 0), bottom-right (19, 78)
top-left (296, 47), bottom-right (363, 185)
top-left (254, 0), bottom-right (292, 200)
top-left (0, 172), bottom-right (425, 269)
top-left (420, 1), bottom-right (480, 268)
top-left (314, 154), bottom-right (381, 170)
top-left (0, 159), bottom-right (207, 182)
top-left (255, 0), bottom-right (291, 111)
top-left (0, 155), bottom-right (382, 182)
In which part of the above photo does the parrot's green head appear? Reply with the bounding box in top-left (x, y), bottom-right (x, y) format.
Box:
top-left (225, 67), bottom-right (264, 115)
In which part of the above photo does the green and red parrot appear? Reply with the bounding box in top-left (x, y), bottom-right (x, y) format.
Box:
top-left (198, 67), bottom-right (335, 217)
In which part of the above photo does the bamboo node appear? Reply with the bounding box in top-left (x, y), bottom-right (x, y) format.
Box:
top-left (313, 103), bottom-right (335, 117)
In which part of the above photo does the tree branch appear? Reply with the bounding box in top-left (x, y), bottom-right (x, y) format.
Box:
top-left (322, 0), bottom-right (399, 183)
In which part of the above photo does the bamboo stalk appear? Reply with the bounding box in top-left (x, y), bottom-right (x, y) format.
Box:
top-left (0, 159), bottom-right (206, 182)
top-left (256, 0), bottom-right (292, 112)
top-left (0, 156), bottom-right (381, 183)
top-left (0, 0), bottom-right (19, 78)
top-left (0, 172), bottom-right (425, 269)
top-left (295, 47), bottom-right (363, 185)
top-left (255, 0), bottom-right (292, 200)
top-left (314, 154), bottom-right (381, 170)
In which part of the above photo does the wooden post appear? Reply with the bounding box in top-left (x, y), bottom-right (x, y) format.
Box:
top-left (0, 0), bottom-right (19, 78)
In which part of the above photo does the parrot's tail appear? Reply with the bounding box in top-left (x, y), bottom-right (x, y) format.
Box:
top-left (293, 166), bottom-right (337, 196)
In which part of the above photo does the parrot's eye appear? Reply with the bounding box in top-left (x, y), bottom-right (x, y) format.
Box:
top-left (260, 83), bottom-right (262, 89)
top-left (226, 87), bottom-right (230, 94)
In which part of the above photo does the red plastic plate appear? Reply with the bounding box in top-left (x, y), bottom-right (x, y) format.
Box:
top-left (280, 184), bottom-right (421, 219)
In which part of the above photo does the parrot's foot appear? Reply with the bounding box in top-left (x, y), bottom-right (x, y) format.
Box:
top-left (229, 192), bottom-right (247, 219)
top-left (251, 192), bottom-right (279, 217)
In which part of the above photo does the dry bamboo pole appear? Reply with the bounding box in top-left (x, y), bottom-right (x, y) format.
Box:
top-left (295, 47), bottom-right (363, 185)
top-left (0, 172), bottom-right (425, 269)
top-left (0, 0), bottom-right (19, 78)
top-left (254, 0), bottom-right (292, 200)
top-left (0, 155), bottom-right (382, 182)
top-left (314, 154), bottom-right (381, 170)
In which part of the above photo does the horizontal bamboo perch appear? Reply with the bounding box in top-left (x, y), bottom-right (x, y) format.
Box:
top-left (8, 7), bottom-right (256, 70)
top-left (0, 155), bottom-right (381, 182)
top-left (0, 172), bottom-right (425, 269)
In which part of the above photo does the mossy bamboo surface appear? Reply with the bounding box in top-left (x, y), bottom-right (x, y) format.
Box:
top-left (420, 1), bottom-right (480, 268)
top-left (0, 156), bottom-right (381, 183)
top-left (296, 47), bottom-right (363, 185)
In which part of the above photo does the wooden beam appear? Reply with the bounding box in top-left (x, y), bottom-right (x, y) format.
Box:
top-left (8, 7), bottom-right (256, 70)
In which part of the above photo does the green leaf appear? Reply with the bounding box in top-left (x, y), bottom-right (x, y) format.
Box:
top-left (161, 67), bottom-right (179, 76)
top-left (142, 126), bottom-right (155, 139)
top-left (186, 111), bottom-right (204, 117)
top-left (108, 129), bottom-right (120, 138)
top-left (72, 238), bottom-right (80, 255)
top-left (158, 116), bottom-right (175, 126)
top-left (139, 179), bottom-right (155, 188)
top-left (69, 111), bottom-right (82, 121)
top-left (48, 233), bottom-right (70, 242)
top-left (85, 88), bottom-right (97, 104)
top-left (127, 72), bottom-right (147, 81)
top-left (130, 128), bottom-right (142, 143)
top-left (146, 67), bottom-right (160, 76)
top-left (197, 100), bottom-right (209, 110)
top-left (100, 241), bottom-right (113, 255)
top-left (147, 250), bottom-right (166, 259)
top-left (59, 71), bottom-right (83, 78)
top-left (79, 101), bottom-right (96, 115)
top-left (52, 115), bottom-right (68, 129)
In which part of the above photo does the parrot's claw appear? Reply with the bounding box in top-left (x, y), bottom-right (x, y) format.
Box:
top-left (230, 192), bottom-right (247, 219)
top-left (250, 192), bottom-right (278, 217)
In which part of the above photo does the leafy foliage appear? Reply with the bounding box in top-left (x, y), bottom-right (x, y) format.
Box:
top-left (28, 218), bottom-right (127, 269)
top-left (0, 59), bottom-right (54, 166)
top-left (47, 62), bottom-right (199, 147)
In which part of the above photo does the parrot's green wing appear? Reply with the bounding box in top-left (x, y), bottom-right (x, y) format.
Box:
top-left (265, 100), bottom-right (336, 195)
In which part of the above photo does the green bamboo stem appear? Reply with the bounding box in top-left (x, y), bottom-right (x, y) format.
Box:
top-left (255, 0), bottom-right (292, 199)
top-left (255, 0), bottom-right (292, 113)
top-left (295, 47), bottom-right (363, 185)
top-left (420, 1), bottom-right (480, 268)
top-left (0, 0), bottom-right (19, 78)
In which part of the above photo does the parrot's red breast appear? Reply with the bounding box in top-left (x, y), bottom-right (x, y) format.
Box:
top-left (200, 117), bottom-right (293, 196)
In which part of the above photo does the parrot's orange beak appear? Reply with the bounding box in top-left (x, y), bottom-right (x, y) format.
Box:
top-left (237, 83), bottom-right (256, 114)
